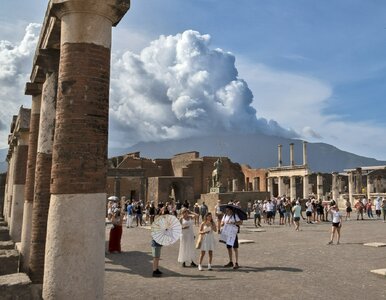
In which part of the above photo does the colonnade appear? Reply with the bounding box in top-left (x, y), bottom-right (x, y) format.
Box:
top-left (2, 1), bottom-right (130, 299)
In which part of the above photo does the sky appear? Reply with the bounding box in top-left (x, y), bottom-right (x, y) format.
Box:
top-left (0, 0), bottom-right (386, 160)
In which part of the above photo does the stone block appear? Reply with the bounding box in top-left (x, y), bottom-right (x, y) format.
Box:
top-left (0, 220), bottom-right (8, 227)
top-left (0, 273), bottom-right (32, 300)
top-left (0, 241), bottom-right (14, 250)
top-left (246, 228), bottom-right (266, 232)
top-left (0, 250), bottom-right (19, 275)
top-left (0, 226), bottom-right (10, 241)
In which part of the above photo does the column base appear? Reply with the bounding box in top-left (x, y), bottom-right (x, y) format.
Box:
top-left (43, 193), bottom-right (105, 300)
top-left (20, 201), bottom-right (33, 272)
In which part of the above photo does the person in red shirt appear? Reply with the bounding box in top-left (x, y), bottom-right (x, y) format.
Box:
top-left (354, 198), bottom-right (364, 220)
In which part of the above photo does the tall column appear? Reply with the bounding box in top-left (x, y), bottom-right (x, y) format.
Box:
top-left (267, 177), bottom-right (273, 198)
top-left (303, 141), bottom-right (308, 166)
top-left (43, 2), bottom-right (130, 299)
top-left (232, 179), bottom-right (238, 192)
top-left (253, 177), bottom-right (260, 192)
top-left (278, 176), bottom-right (285, 197)
top-left (355, 168), bottom-right (362, 194)
top-left (227, 178), bottom-right (232, 192)
top-left (3, 150), bottom-right (14, 222)
top-left (114, 176), bottom-right (121, 198)
top-left (290, 143), bottom-right (295, 166)
top-left (20, 85), bottom-right (42, 271)
top-left (9, 132), bottom-right (29, 242)
top-left (290, 176), bottom-right (296, 201)
top-left (316, 173), bottom-right (323, 201)
top-left (367, 175), bottom-right (374, 200)
top-left (332, 172), bottom-right (339, 204)
top-left (29, 67), bottom-right (58, 284)
top-left (348, 172), bottom-right (354, 204)
top-left (278, 144), bottom-right (283, 167)
top-left (303, 175), bottom-right (309, 199)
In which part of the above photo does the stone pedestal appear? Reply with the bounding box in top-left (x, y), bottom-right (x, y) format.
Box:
top-left (210, 186), bottom-right (226, 194)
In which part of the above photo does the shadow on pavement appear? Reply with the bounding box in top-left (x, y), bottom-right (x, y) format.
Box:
top-left (214, 266), bottom-right (303, 273)
top-left (105, 251), bottom-right (221, 279)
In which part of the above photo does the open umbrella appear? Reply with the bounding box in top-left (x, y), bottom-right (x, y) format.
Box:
top-left (151, 214), bottom-right (182, 246)
top-left (219, 204), bottom-right (248, 220)
top-left (108, 196), bottom-right (119, 201)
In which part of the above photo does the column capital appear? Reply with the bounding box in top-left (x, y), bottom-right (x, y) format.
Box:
top-left (51, 0), bottom-right (130, 26)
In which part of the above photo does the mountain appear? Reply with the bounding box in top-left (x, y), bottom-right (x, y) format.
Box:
top-left (109, 133), bottom-right (386, 173)
top-left (0, 148), bottom-right (7, 173)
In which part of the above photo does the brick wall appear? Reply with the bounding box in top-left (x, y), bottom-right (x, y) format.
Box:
top-left (51, 43), bottom-right (110, 194)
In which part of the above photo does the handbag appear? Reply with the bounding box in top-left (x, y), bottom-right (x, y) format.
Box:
top-left (195, 234), bottom-right (203, 249)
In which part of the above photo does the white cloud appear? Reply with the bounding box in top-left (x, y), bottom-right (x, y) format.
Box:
top-left (109, 30), bottom-right (297, 147)
top-left (0, 23), bottom-right (41, 148)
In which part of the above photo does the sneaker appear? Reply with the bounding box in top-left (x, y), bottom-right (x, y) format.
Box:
top-left (224, 262), bottom-right (234, 268)
top-left (198, 264), bottom-right (203, 271)
top-left (182, 262), bottom-right (186, 268)
top-left (327, 241), bottom-right (333, 245)
top-left (190, 261), bottom-right (197, 267)
top-left (208, 264), bottom-right (212, 271)
top-left (152, 270), bottom-right (162, 277)
top-left (233, 263), bottom-right (239, 270)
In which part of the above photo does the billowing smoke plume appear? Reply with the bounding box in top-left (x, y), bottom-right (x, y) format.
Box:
top-left (109, 30), bottom-right (298, 147)
top-left (0, 23), bottom-right (40, 147)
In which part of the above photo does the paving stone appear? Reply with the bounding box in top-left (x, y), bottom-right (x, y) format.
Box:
top-left (363, 242), bottom-right (386, 248)
top-left (238, 239), bottom-right (255, 244)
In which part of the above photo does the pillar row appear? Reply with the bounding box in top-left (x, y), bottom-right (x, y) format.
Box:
top-left (43, 1), bottom-right (130, 299)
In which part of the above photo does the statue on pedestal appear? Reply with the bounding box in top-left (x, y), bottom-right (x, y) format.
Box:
top-left (212, 158), bottom-right (223, 188)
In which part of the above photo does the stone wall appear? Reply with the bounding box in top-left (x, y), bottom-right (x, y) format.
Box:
top-left (200, 191), bottom-right (270, 215)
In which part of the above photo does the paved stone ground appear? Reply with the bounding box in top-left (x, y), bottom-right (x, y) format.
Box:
top-left (104, 217), bottom-right (386, 300)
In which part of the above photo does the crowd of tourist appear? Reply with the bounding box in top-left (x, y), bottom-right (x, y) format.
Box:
top-left (106, 194), bottom-right (386, 277)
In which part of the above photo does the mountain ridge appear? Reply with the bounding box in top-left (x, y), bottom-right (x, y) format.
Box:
top-left (109, 133), bottom-right (386, 173)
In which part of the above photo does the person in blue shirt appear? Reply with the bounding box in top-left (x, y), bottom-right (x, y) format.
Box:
top-left (126, 201), bottom-right (134, 228)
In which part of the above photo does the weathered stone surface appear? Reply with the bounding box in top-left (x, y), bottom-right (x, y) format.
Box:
top-left (0, 241), bottom-right (14, 250)
top-left (0, 273), bottom-right (32, 300)
top-left (0, 226), bottom-right (10, 241)
top-left (0, 250), bottom-right (19, 275)
top-left (0, 221), bottom-right (8, 227)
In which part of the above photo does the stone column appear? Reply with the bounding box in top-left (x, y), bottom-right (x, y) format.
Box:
top-left (267, 177), bottom-right (273, 198)
top-left (20, 85), bottom-right (42, 272)
top-left (9, 132), bottom-right (29, 242)
top-left (303, 141), bottom-right (308, 166)
top-left (227, 178), bottom-right (232, 192)
top-left (43, 2), bottom-right (130, 299)
top-left (278, 176), bottom-right (285, 197)
top-left (290, 143), bottom-right (295, 166)
top-left (290, 176), bottom-right (296, 201)
top-left (316, 173), bottom-right (323, 201)
top-left (367, 175), bottom-right (374, 200)
top-left (278, 144), bottom-right (283, 167)
top-left (232, 179), bottom-right (238, 192)
top-left (253, 177), bottom-right (260, 192)
top-left (303, 175), bottom-right (309, 199)
top-left (3, 150), bottom-right (14, 222)
top-left (332, 172), bottom-right (339, 204)
top-left (355, 168), bottom-right (362, 194)
top-left (114, 176), bottom-right (121, 199)
top-left (348, 172), bottom-right (354, 204)
top-left (29, 67), bottom-right (58, 284)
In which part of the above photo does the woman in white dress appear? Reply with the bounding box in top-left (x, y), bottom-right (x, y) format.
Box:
top-left (178, 208), bottom-right (198, 267)
top-left (198, 212), bottom-right (217, 271)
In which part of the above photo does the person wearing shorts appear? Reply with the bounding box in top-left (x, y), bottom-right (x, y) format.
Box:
top-left (327, 205), bottom-right (342, 245)
top-left (151, 239), bottom-right (163, 277)
top-left (292, 201), bottom-right (304, 231)
top-left (221, 208), bottom-right (242, 270)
